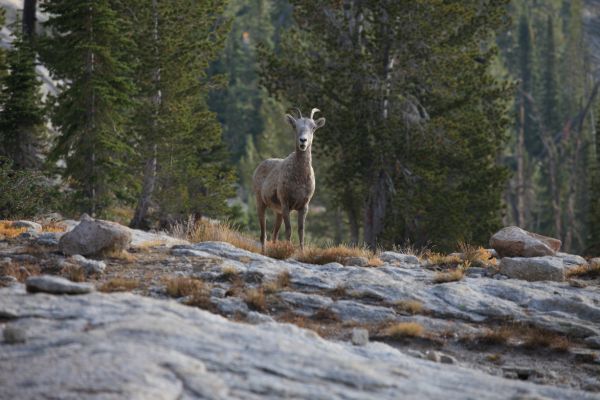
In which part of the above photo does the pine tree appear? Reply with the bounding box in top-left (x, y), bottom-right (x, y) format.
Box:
top-left (260, 0), bottom-right (511, 250)
top-left (40, 0), bottom-right (136, 217)
top-left (128, 0), bottom-right (235, 228)
top-left (0, 26), bottom-right (46, 170)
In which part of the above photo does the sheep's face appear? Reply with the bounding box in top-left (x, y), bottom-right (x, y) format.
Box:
top-left (285, 109), bottom-right (326, 152)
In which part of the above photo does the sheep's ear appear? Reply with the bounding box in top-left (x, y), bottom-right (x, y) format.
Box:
top-left (285, 114), bottom-right (296, 129)
top-left (315, 117), bottom-right (326, 130)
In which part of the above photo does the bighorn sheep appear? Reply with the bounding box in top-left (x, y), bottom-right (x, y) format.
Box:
top-left (252, 107), bottom-right (326, 252)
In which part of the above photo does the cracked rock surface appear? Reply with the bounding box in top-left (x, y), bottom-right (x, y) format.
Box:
top-left (1, 284), bottom-right (597, 400)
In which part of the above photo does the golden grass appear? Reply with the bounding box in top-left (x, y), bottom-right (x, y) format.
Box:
top-left (0, 261), bottom-right (40, 282)
top-left (426, 252), bottom-right (462, 266)
top-left (277, 270), bottom-right (291, 288)
top-left (394, 300), bottom-right (424, 315)
top-left (245, 288), bottom-right (266, 311)
top-left (383, 322), bottom-right (425, 339)
top-left (475, 324), bottom-right (570, 352)
top-left (566, 262), bottom-right (600, 279)
top-left (521, 328), bottom-right (571, 352)
top-left (478, 327), bottom-right (512, 345)
top-left (0, 222), bottom-right (26, 239)
top-left (41, 222), bottom-right (66, 233)
top-left (221, 265), bottom-right (240, 281)
top-left (433, 268), bottom-right (465, 283)
top-left (170, 216), bottom-right (261, 254)
top-left (165, 277), bottom-right (206, 298)
top-left (294, 245), bottom-right (382, 267)
top-left (63, 264), bottom-right (85, 283)
top-left (312, 307), bottom-right (340, 322)
top-left (99, 278), bottom-right (139, 292)
top-left (262, 270), bottom-right (291, 294)
top-left (458, 242), bottom-right (496, 266)
top-left (265, 241), bottom-right (295, 260)
top-left (103, 249), bottom-right (136, 263)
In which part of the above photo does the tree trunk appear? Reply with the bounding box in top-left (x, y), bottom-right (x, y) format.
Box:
top-left (347, 206), bottom-right (359, 245)
top-left (130, 0), bottom-right (161, 229)
top-left (516, 98), bottom-right (526, 228)
top-left (364, 169), bottom-right (387, 249)
top-left (23, 0), bottom-right (36, 38)
top-left (130, 145), bottom-right (157, 229)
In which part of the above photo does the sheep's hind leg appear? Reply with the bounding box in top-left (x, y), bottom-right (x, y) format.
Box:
top-left (272, 213), bottom-right (283, 242)
top-left (257, 197), bottom-right (267, 253)
top-left (282, 205), bottom-right (292, 243)
top-left (298, 205), bottom-right (308, 250)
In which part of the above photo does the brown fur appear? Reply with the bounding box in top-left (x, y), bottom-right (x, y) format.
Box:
top-left (252, 109), bottom-right (325, 251)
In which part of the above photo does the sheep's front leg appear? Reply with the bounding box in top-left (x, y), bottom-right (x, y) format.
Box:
top-left (282, 204), bottom-right (292, 242)
top-left (298, 205), bottom-right (308, 250)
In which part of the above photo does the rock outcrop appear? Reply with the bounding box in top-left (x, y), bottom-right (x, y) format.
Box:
top-left (1, 285), bottom-right (596, 400)
top-left (490, 226), bottom-right (561, 257)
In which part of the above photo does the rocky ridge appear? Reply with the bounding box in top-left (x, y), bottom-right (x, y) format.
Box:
top-left (1, 218), bottom-right (600, 399)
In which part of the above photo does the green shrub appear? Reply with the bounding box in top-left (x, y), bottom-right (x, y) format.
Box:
top-left (0, 157), bottom-right (62, 219)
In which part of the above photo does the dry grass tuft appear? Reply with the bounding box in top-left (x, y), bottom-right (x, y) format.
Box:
top-left (475, 324), bottom-right (571, 352)
top-left (41, 222), bottom-right (66, 233)
top-left (170, 216), bottom-right (261, 254)
top-left (383, 322), bottom-right (425, 339)
top-left (392, 240), bottom-right (431, 260)
top-left (265, 241), bottom-right (295, 260)
top-left (312, 307), bottom-right (340, 322)
top-left (458, 242), bottom-right (496, 266)
top-left (165, 277), bottom-right (206, 298)
top-left (221, 265), bottom-right (240, 282)
top-left (245, 288), bottom-right (267, 312)
top-left (426, 252), bottom-right (462, 267)
top-left (0, 221), bottom-right (26, 239)
top-left (63, 264), bottom-right (85, 282)
top-left (103, 249), bottom-right (136, 263)
top-left (0, 261), bottom-right (40, 282)
top-left (566, 262), bottom-right (600, 279)
top-left (522, 329), bottom-right (571, 352)
top-left (394, 300), bottom-right (424, 315)
top-left (433, 268), bottom-right (465, 283)
top-left (262, 271), bottom-right (291, 294)
top-left (478, 327), bottom-right (512, 345)
top-left (99, 278), bottom-right (139, 292)
top-left (330, 284), bottom-right (347, 298)
top-left (277, 270), bottom-right (291, 288)
top-left (295, 244), bottom-right (382, 267)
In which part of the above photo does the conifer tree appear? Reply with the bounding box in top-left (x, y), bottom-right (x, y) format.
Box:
top-left (0, 22), bottom-right (46, 170)
top-left (128, 0), bottom-right (235, 228)
top-left (40, 0), bottom-right (136, 217)
top-left (260, 0), bottom-right (511, 250)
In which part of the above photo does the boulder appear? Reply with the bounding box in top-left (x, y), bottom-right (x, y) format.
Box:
top-left (25, 275), bottom-right (94, 295)
top-left (58, 215), bottom-right (132, 256)
top-left (490, 226), bottom-right (561, 257)
top-left (499, 256), bottom-right (565, 282)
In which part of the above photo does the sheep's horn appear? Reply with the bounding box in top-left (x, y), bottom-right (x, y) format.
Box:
top-left (291, 107), bottom-right (302, 119)
top-left (310, 108), bottom-right (320, 119)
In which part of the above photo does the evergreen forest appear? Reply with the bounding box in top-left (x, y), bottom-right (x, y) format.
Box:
top-left (2, 0), bottom-right (600, 254)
